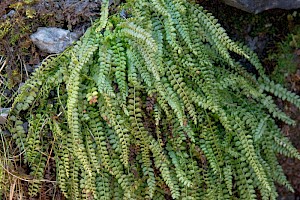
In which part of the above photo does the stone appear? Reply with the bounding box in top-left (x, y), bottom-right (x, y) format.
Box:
top-left (223, 0), bottom-right (300, 14)
top-left (0, 108), bottom-right (10, 125)
top-left (2, 10), bottom-right (16, 19)
top-left (30, 27), bottom-right (80, 54)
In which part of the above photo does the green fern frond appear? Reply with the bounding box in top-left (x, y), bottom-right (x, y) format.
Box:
top-left (5, 0), bottom-right (300, 199)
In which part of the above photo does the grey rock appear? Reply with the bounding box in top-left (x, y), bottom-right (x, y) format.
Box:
top-left (223, 0), bottom-right (300, 13)
top-left (26, 64), bottom-right (40, 73)
top-left (0, 108), bottom-right (10, 125)
top-left (64, 0), bottom-right (89, 13)
top-left (2, 130), bottom-right (11, 137)
top-left (30, 27), bottom-right (80, 54)
top-left (120, 9), bottom-right (127, 19)
top-left (22, 122), bottom-right (29, 134)
top-left (2, 10), bottom-right (16, 19)
top-left (277, 195), bottom-right (295, 200)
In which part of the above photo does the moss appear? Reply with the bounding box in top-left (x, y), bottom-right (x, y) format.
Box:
top-left (269, 25), bottom-right (300, 85)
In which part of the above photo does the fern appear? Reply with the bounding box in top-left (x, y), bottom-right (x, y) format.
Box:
top-left (3, 0), bottom-right (300, 199)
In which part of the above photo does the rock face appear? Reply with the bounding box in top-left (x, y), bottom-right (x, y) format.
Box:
top-left (30, 27), bottom-right (80, 54)
top-left (223, 0), bottom-right (300, 13)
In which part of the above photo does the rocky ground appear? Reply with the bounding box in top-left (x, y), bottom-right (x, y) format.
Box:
top-left (0, 0), bottom-right (300, 199)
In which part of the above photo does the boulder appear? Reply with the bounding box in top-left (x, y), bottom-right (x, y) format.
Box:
top-left (30, 27), bottom-right (80, 54)
top-left (223, 0), bottom-right (300, 13)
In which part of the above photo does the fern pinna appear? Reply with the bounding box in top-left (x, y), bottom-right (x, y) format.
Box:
top-left (4, 0), bottom-right (300, 199)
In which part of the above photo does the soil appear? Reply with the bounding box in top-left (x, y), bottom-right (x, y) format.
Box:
top-left (1, 0), bottom-right (300, 199)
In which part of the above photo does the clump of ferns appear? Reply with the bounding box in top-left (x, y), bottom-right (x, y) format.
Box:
top-left (4, 0), bottom-right (300, 199)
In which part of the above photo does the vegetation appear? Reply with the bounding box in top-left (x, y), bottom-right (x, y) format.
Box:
top-left (1, 0), bottom-right (300, 199)
top-left (0, 0), bottom-right (102, 89)
top-left (269, 22), bottom-right (300, 85)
